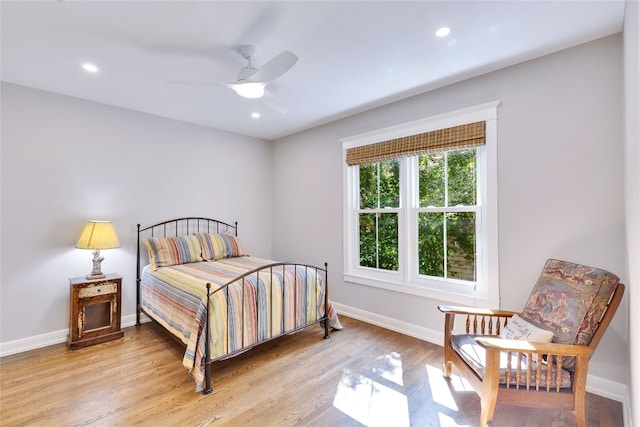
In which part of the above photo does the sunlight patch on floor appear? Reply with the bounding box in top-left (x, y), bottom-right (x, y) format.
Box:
top-left (422, 363), bottom-right (476, 427)
top-left (333, 369), bottom-right (409, 427)
top-left (332, 355), bottom-right (477, 426)
top-left (426, 364), bottom-right (459, 412)
top-left (425, 363), bottom-right (474, 392)
top-left (372, 351), bottom-right (403, 386)
top-left (333, 372), bottom-right (409, 427)
top-left (447, 373), bottom-right (474, 392)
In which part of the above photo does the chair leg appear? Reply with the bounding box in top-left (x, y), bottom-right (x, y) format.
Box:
top-left (443, 360), bottom-right (453, 378)
top-left (480, 349), bottom-right (499, 427)
top-left (573, 396), bottom-right (587, 427)
top-left (480, 394), bottom-right (497, 427)
top-left (442, 312), bottom-right (455, 379)
top-left (573, 410), bottom-right (586, 427)
top-left (572, 358), bottom-right (588, 427)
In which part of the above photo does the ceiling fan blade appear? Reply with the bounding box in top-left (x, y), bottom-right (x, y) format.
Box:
top-left (244, 50), bottom-right (298, 83)
top-left (262, 89), bottom-right (290, 114)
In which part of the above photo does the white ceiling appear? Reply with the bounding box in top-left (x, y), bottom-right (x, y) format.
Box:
top-left (1, 1), bottom-right (625, 140)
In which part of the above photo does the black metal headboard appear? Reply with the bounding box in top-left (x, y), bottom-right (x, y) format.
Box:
top-left (138, 217), bottom-right (237, 239)
top-left (135, 217), bottom-right (238, 325)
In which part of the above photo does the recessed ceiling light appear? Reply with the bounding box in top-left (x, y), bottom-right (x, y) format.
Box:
top-left (251, 112), bottom-right (261, 119)
top-left (82, 63), bottom-right (99, 73)
top-left (435, 27), bottom-right (450, 38)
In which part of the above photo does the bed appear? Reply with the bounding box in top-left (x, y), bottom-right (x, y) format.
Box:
top-left (135, 217), bottom-right (342, 393)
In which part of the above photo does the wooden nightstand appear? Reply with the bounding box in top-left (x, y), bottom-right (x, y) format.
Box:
top-left (67, 274), bottom-right (123, 350)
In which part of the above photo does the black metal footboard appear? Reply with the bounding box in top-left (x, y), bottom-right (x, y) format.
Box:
top-left (201, 261), bottom-right (330, 394)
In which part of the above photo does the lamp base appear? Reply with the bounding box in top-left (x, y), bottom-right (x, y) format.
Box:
top-left (87, 250), bottom-right (106, 280)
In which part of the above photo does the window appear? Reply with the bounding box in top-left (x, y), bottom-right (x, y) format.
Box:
top-left (342, 102), bottom-right (500, 307)
top-left (358, 161), bottom-right (400, 271)
top-left (417, 148), bottom-right (477, 281)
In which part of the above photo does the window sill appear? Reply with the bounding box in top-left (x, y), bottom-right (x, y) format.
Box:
top-left (343, 272), bottom-right (500, 308)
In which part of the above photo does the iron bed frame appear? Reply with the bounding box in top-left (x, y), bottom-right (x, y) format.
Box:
top-left (135, 217), bottom-right (331, 394)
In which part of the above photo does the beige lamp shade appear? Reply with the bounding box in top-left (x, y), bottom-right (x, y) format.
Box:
top-left (76, 220), bottom-right (120, 250)
top-left (76, 221), bottom-right (120, 279)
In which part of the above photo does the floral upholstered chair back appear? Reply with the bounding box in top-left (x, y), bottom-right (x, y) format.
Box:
top-left (520, 259), bottom-right (620, 369)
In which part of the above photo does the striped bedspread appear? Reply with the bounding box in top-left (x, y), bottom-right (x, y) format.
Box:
top-left (141, 256), bottom-right (341, 391)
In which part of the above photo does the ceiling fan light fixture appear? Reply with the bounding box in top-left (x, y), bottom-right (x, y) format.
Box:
top-left (233, 82), bottom-right (265, 98)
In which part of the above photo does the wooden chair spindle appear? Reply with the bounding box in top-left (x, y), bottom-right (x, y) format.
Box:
top-left (526, 353), bottom-right (532, 390)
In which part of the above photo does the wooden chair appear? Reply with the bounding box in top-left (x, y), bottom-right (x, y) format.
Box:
top-left (438, 259), bottom-right (624, 427)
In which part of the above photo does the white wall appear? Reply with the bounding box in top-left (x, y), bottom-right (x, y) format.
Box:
top-left (624, 0), bottom-right (640, 421)
top-left (0, 83), bottom-right (273, 344)
top-left (273, 34), bottom-right (629, 386)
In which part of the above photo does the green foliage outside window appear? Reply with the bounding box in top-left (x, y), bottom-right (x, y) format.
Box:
top-left (418, 149), bottom-right (477, 280)
top-left (359, 212), bottom-right (399, 270)
top-left (357, 149), bottom-right (477, 281)
top-left (418, 211), bottom-right (476, 279)
top-left (417, 212), bottom-right (444, 276)
top-left (359, 162), bottom-right (399, 209)
top-left (359, 161), bottom-right (399, 270)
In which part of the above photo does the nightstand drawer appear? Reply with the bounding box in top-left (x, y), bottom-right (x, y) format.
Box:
top-left (79, 282), bottom-right (117, 298)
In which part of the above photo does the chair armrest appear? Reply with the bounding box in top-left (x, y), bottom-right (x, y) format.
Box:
top-left (438, 305), bottom-right (520, 318)
top-left (439, 305), bottom-right (520, 336)
top-left (475, 337), bottom-right (593, 358)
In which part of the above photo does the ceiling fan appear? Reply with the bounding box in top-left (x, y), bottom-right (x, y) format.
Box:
top-left (227, 45), bottom-right (298, 100)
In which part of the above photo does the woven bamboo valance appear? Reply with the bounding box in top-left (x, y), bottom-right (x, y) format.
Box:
top-left (345, 121), bottom-right (486, 166)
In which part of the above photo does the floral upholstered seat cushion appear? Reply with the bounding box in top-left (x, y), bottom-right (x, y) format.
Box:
top-left (520, 259), bottom-right (619, 369)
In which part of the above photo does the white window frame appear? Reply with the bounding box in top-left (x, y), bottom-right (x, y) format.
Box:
top-left (341, 101), bottom-right (500, 308)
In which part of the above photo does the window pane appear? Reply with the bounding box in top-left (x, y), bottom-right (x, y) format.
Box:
top-left (359, 164), bottom-right (378, 209)
top-left (418, 212), bottom-right (444, 277)
top-left (359, 213), bottom-right (377, 268)
top-left (378, 213), bottom-right (399, 270)
top-left (418, 153), bottom-right (445, 207)
top-left (359, 161), bottom-right (399, 209)
top-left (379, 161), bottom-right (400, 208)
top-left (447, 212), bottom-right (476, 281)
top-left (448, 149), bottom-right (476, 206)
top-left (359, 213), bottom-right (398, 271)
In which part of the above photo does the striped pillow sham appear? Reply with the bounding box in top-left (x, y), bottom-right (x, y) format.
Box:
top-left (143, 234), bottom-right (204, 270)
top-left (198, 233), bottom-right (245, 261)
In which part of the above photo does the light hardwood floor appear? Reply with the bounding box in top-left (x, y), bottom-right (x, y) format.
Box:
top-left (0, 316), bottom-right (623, 426)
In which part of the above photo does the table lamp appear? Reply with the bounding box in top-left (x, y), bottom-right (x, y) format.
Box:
top-left (75, 220), bottom-right (120, 279)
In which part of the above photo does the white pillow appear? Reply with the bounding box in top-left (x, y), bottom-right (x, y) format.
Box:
top-left (500, 314), bottom-right (554, 343)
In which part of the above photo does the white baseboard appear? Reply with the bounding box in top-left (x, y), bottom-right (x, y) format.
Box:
top-left (0, 328), bottom-right (68, 357)
top-left (331, 301), bottom-right (442, 345)
top-left (0, 313), bottom-right (145, 358)
top-left (331, 302), bottom-right (631, 410)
